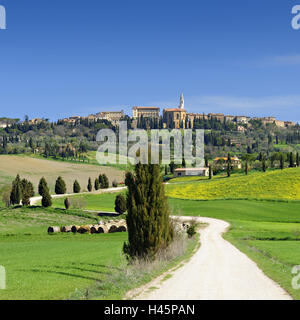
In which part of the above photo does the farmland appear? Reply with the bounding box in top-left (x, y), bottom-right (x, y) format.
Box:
top-left (0, 155), bottom-right (125, 193)
top-left (0, 203), bottom-right (197, 300)
top-left (166, 167), bottom-right (300, 200)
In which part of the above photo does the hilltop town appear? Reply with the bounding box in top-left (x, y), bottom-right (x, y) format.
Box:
top-left (1, 93), bottom-right (296, 131)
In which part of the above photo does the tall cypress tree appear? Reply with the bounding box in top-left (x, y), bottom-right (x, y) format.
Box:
top-left (296, 152), bottom-right (300, 167)
top-left (99, 174), bottom-right (104, 188)
top-left (245, 160), bottom-right (248, 175)
top-left (209, 165), bottom-right (212, 179)
top-left (10, 175), bottom-right (22, 205)
top-left (94, 178), bottom-right (100, 190)
top-left (123, 163), bottom-right (173, 260)
top-left (280, 154), bottom-right (284, 170)
top-left (289, 152), bottom-right (294, 168)
top-left (87, 178), bottom-right (93, 192)
top-left (38, 177), bottom-right (48, 196)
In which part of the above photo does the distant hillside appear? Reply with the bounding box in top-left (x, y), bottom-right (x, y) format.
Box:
top-left (0, 155), bottom-right (125, 193)
top-left (166, 168), bottom-right (300, 200)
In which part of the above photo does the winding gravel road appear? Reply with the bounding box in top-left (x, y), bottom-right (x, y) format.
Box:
top-left (135, 216), bottom-right (292, 300)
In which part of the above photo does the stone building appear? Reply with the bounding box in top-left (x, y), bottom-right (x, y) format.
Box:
top-left (132, 106), bottom-right (160, 120)
top-left (163, 93), bottom-right (187, 129)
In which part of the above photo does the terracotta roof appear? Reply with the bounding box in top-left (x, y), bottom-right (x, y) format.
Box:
top-left (133, 106), bottom-right (159, 110)
top-left (164, 108), bottom-right (186, 112)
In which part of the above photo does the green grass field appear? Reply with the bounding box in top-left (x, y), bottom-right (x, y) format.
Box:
top-left (166, 167), bottom-right (300, 200)
top-left (50, 191), bottom-right (125, 212)
top-left (0, 202), bottom-right (197, 300)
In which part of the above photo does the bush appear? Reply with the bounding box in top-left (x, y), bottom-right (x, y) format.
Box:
top-left (112, 180), bottom-right (118, 188)
top-left (55, 176), bottom-right (67, 194)
top-left (73, 180), bottom-right (81, 193)
top-left (41, 191), bottom-right (52, 207)
top-left (94, 178), bottom-right (100, 191)
top-left (64, 197), bottom-right (70, 210)
top-left (114, 194), bottom-right (127, 214)
top-left (186, 221), bottom-right (197, 238)
top-left (87, 178), bottom-right (92, 192)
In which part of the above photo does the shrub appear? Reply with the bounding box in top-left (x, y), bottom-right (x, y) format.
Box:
top-left (73, 180), bottom-right (81, 193)
top-left (64, 197), bottom-right (70, 210)
top-left (94, 178), bottom-right (100, 191)
top-left (55, 176), bottom-right (67, 194)
top-left (41, 190), bottom-right (52, 207)
top-left (87, 178), bottom-right (93, 192)
top-left (112, 180), bottom-right (118, 188)
top-left (115, 194), bottom-right (127, 214)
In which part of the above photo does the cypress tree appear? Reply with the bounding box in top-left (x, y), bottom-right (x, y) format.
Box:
top-left (182, 158), bottom-right (186, 168)
top-left (10, 175), bottom-right (22, 205)
top-left (280, 154), bottom-right (284, 170)
top-left (94, 178), bottom-right (100, 190)
top-left (289, 152), bottom-right (294, 168)
top-left (123, 163), bottom-right (173, 260)
top-left (55, 176), bottom-right (66, 194)
top-left (73, 180), bottom-right (81, 193)
top-left (296, 152), bottom-right (300, 167)
top-left (64, 197), bottom-right (70, 210)
top-left (115, 194), bottom-right (127, 214)
top-left (227, 161), bottom-right (231, 177)
top-left (209, 165), bottom-right (212, 179)
top-left (262, 158), bottom-right (266, 172)
top-left (245, 160), bottom-right (248, 175)
top-left (87, 178), bottom-right (92, 192)
top-left (38, 177), bottom-right (48, 196)
top-left (22, 184), bottom-right (31, 206)
top-left (99, 174), bottom-right (104, 188)
top-left (102, 174), bottom-right (109, 188)
top-left (41, 188), bottom-right (52, 207)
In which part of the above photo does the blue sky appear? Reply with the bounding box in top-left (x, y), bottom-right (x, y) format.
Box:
top-left (0, 0), bottom-right (300, 122)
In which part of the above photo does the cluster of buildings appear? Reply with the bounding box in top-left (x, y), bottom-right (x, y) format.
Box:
top-left (28, 93), bottom-right (296, 130)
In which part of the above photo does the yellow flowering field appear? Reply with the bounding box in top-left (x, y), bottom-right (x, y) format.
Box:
top-left (166, 168), bottom-right (300, 200)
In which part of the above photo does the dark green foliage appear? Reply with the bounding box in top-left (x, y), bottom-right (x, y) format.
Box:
top-left (87, 178), bottom-right (93, 192)
top-left (227, 161), bottom-right (231, 177)
top-left (64, 198), bottom-right (70, 210)
top-left (262, 158), bottom-right (266, 172)
top-left (100, 174), bottom-right (109, 189)
top-left (38, 177), bottom-right (48, 196)
top-left (94, 178), bottom-right (100, 191)
top-left (297, 152), bottom-right (300, 167)
top-left (280, 154), bottom-right (284, 170)
top-left (289, 152), bottom-right (295, 168)
top-left (99, 174), bottom-right (104, 188)
top-left (123, 163), bottom-right (173, 260)
top-left (73, 180), bottom-right (81, 193)
top-left (41, 189), bottom-right (52, 207)
top-left (112, 180), bottom-right (118, 188)
top-left (55, 176), bottom-right (66, 194)
top-left (186, 223), bottom-right (197, 238)
top-left (245, 160), bottom-right (248, 175)
top-left (114, 194), bottom-right (127, 214)
top-left (182, 158), bottom-right (186, 168)
top-left (10, 175), bottom-right (22, 205)
top-left (209, 165), bottom-right (212, 179)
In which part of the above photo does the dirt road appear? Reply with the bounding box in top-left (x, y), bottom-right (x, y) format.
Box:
top-left (134, 216), bottom-right (292, 300)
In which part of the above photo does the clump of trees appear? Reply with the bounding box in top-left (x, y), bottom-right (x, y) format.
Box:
top-left (123, 163), bottom-right (173, 260)
top-left (10, 175), bottom-right (35, 206)
top-left (99, 174), bottom-right (109, 189)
